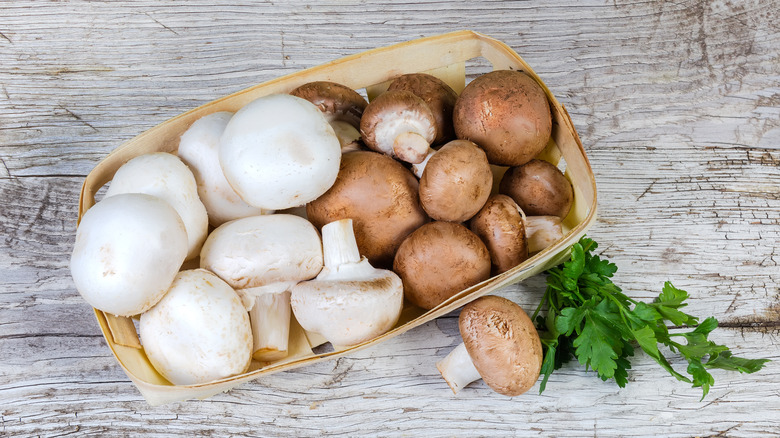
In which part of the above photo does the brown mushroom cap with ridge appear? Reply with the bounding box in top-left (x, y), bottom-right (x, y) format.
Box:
top-left (418, 139), bottom-right (493, 223)
top-left (359, 90), bottom-right (437, 164)
top-left (459, 295), bottom-right (543, 396)
top-left (453, 70), bottom-right (552, 167)
top-left (393, 221), bottom-right (491, 310)
top-left (289, 81), bottom-right (367, 128)
top-left (306, 151), bottom-right (429, 268)
top-left (469, 194), bottom-right (529, 275)
top-left (388, 73), bottom-right (458, 145)
top-left (499, 159), bottom-right (574, 218)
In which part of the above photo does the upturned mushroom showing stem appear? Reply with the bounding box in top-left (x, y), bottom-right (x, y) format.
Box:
top-left (437, 295), bottom-right (543, 396)
top-left (199, 214), bottom-right (323, 362)
top-left (290, 219), bottom-right (404, 347)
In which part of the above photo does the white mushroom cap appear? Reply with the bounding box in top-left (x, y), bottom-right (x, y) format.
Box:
top-left (219, 94), bottom-right (342, 210)
top-left (177, 111), bottom-right (267, 227)
top-left (70, 193), bottom-right (188, 316)
top-left (291, 219), bottom-right (404, 347)
top-left (139, 269), bottom-right (253, 385)
top-left (105, 152), bottom-right (208, 260)
top-left (199, 214), bottom-right (323, 293)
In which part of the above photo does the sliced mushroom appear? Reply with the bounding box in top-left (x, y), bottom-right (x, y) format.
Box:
top-left (219, 94), bottom-right (341, 210)
top-left (289, 81), bottom-right (368, 152)
top-left (437, 295), bottom-right (543, 396)
top-left (417, 139), bottom-right (493, 222)
top-left (453, 70), bottom-right (552, 166)
top-left (199, 214), bottom-right (323, 361)
top-left (139, 269), bottom-right (253, 385)
top-left (360, 90), bottom-right (436, 164)
top-left (387, 73), bottom-right (458, 145)
top-left (306, 150), bottom-right (429, 268)
top-left (105, 152), bottom-right (208, 260)
top-left (70, 193), bottom-right (188, 317)
top-left (177, 111), bottom-right (267, 227)
top-left (499, 159), bottom-right (574, 219)
top-left (393, 221), bottom-right (491, 310)
top-left (290, 219), bottom-right (404, 347)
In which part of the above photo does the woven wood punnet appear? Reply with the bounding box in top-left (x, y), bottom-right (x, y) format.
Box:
top-left (77, 30), bottom-right (597, 405)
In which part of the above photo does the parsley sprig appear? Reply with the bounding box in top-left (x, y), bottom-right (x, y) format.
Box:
top-left (533, 237), bottom-right (770, 399)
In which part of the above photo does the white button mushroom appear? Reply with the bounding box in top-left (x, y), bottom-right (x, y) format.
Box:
top-left (105, 152), bottom-right (208, 260)
top-left (139, 269), bottom-right (253, 385)
top-left (219, 94), bottom-right (342, 210)
top-left (199, 214), bottom-right (323, 362)
top-left (290, 219), bottom-right (404, 347)
top-left (177, 111), bottom-right (268, 227)
top-left (70, 193), bottom-right (188, 316)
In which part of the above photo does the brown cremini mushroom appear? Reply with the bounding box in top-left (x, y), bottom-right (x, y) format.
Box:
top-left (393, 221), bottom-right (491, 310)
top-left (360, 90), bottom-right (436, 164)
top-left (453, 70), bottom-right (552, 166)
top-left (290, 81), bottom-right (368, 152)
top-left (306, 150), bottom-right (429, 268)
top-left (387, 73), bottom-right (458, 145)
top-left (436, 295), bottom-right (543, 396)
top-left (499, 159), bottom-right (574, 218)
top-left (417, 139), bottom-right (493, 222)
top-left (469, 194), bottom-right (529, 275)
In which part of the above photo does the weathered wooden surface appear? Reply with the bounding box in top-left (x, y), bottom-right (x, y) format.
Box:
top-left (1, 0), bottom-right (779, 436)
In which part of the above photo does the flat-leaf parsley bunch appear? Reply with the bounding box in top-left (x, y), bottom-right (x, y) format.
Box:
top-left (533, 237), bottom-right (769, 398)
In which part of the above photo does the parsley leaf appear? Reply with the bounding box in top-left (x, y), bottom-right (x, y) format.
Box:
top-left (536, 236), bottom-right (770, 398)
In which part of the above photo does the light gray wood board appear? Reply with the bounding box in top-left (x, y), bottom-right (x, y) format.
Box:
top-left (1, 0), bottom-right (779, 436)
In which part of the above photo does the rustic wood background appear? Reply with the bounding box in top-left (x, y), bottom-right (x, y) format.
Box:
top-left (1, 0), bottom-right (778, 436)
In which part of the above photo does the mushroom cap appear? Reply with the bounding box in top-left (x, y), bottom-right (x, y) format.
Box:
top-left (139, 269), bottom-right (253, 385)
top-left (289, 81), bottom-right (367, 128)
top-left (177, 111), bottom-right (267, 227)
top-left (387, 73), bottom-right (458, 145)
top-left (219, 94), bottom-right (341, 210)
top-left (290, 262), bottom-right (404, 346)
top-left (499, 159), bottom-right (574, 218)
top-left (393, 221), bottom-right (491, 310)
top-left (199, 214), bottom-right (323, 290)
top-left (469, 194), bottom-right (529, 275)
top-left (105, 152), bottom-right (208, 260)
top-left (70, 193), bottom-right (188, 316)
top-left (453, 70), bottom-right (552, 166)
top-left (419, 139), bottom-right (493, 222)
top-left (306, 151), bottom-right (429, 268)
top-left (359, 90), bottom-right (436, 163)
top-left (459, 295), bottom-right (543, 396)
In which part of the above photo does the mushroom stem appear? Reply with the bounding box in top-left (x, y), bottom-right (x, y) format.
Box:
top-left (321, 219), bottom-right (362, 268)
top-left (248, 290), bottom-right (292, 362)
top-left (393, 131), bottom-right (430, 164)
top-left (436, 342), bottom-right (482, 394)
top-left (411, 148), bottom-right (436, 178)
top-left (329, 120), bottom-right (362, 153)
top-left (524, 216), bottom-right (564, 253)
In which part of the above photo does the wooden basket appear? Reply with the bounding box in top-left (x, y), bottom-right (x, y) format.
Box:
top-left (78, 30), bottom-right (597, 405)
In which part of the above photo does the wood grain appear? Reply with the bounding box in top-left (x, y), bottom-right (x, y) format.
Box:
top-left (1, 0), bottom-right (779, 436)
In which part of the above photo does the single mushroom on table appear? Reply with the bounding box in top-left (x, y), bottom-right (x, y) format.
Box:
top-left (199, 214), bottom-right (323, 362)
top-left (359, 90), bottom-right (437, 164)
top-left (393, 221), bottom-right (491, 310)
top-left (387, 73), bottom-right (458, 146)
top-left (437, 295), bottom-right (543, 396)
top-left (415, 139), bottom-right (493, 223)
top-left (70, 193), bottom-right (188, 317)
top-left (499, 158), bottom-right (574, 219)
top-left (289, 81), bottom-right (368, 153)
top-left (306, 150), bottom-right (429, 268)
top-left (470, 194), bottom-right (564, 275)
top-left (219, 93), bottom-right (341, 210)
top-left (291, 219), bottom-right (404, 347)
top-left (453, 70), bottom-right (552, 167)
top-left (139, 269), bottom-right (253, 385)
top-left (105, 152), bottom-right (208, 260)
top-left (177, 111), bottom-right (268, 227)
